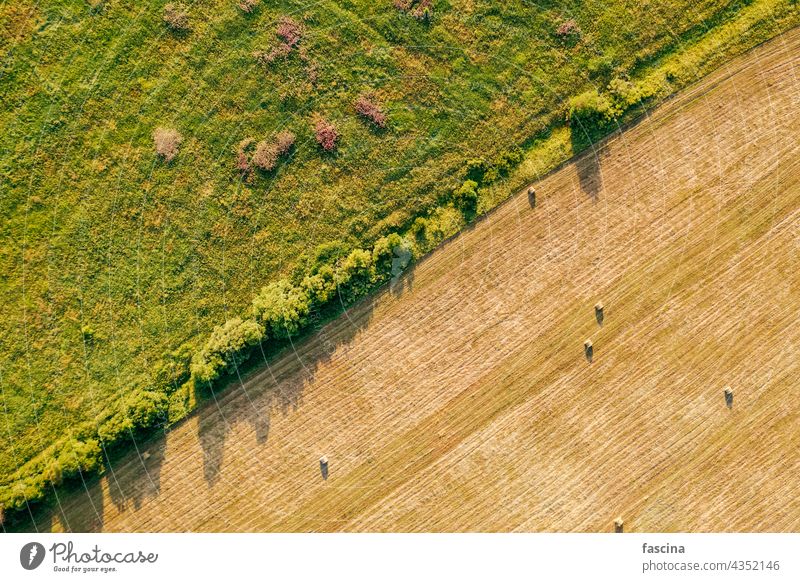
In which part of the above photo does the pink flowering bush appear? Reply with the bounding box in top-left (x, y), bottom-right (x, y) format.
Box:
top-left (276, 16), bottom-right (304, 47)
top-left (394, 0), bottom-right (433, 21)
top-left (556, 19), bottom-right (581, 40)
top-left (253, 16), bottom-right (305, 65)
top-left (313, 117), bottom-right (339, 152)
top-left (354, 94), bottom-right (387, 128)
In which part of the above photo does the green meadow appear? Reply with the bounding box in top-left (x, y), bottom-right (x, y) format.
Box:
top-left (1, 0), bottom-right (797, 516)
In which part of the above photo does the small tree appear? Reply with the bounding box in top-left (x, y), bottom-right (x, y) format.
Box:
top-left (252, 280), bottom-right (311, 339)
top-left (153, 127), bottom-right (182, 162)
top-left (452, 180), bottom-right (478, 212)
top-left (314, 117), bottom-right (339, 152)
top-left (567, 90), bottom-right (617, 131)
top-left (191, 318), bottom-right (264, 384)
top-left (163, 3), bottom-right (190, 32)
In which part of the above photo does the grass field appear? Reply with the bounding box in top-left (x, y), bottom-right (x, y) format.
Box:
top-left (16, 24), bottom-right (800, 532)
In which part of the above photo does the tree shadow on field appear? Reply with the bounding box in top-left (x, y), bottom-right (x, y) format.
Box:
top-left (105, 435), bottom-right (167, 512)
top-left (11, 434), bottom-right (169, 533)
top-left (570, 127), bottom-right (605, 201)
top-left (42, 477), bottom-right (106, 533)
top-left (196, 267), bottom-right (418, 487)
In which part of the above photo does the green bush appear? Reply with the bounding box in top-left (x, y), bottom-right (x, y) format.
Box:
top-left (0, 436), bottom-right (103, 513)
top-left (372, 233), bottom-right (405, 277)
top-left (153, 343), bottom-right (193, 391)
top-left (292, 241), bottom-right (352, 284)
top-left (463, 158), bottom-right (488, 183)
top-left (335, 249), bottom-right (374, 304)
top-left (42, 438), bottom-right (102, 487)
top-left (451, 180), bottom-right (479, 212)
top-left (191, 318), bottom-right (264, 384)
top-left (252, 280), bottom-right (311, 339)
top-left (567, 90), bottom-right (618, 132)
top-left (97, 389), bottom-right (170, 448)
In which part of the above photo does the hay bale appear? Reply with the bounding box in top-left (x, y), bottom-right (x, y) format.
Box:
top-left (319, 455), bottom-right (329, 480)
top-left (614, 517), bottom-right (624, 533)
top-left (594, 302), bottom-right (604, 325)
top-left (527, 186), bottom-right (536, 207)
top-left (724, 386), bottom-right (733, 408)
top-left (584, 339), bottom-right (593, 362)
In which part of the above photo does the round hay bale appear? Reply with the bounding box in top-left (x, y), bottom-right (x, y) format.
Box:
top-left (594, 302), bottom-right (604, 325)
top-left (527, 186), bottom-right (536, 207)
top-left (584, 339), bottom-right (593, 362)
top-left (724, 386), bottom-right (733, 408)
top-left (614, 517), bottom-right (624, 533)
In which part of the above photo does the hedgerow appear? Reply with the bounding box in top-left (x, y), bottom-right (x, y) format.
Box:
top-left (190, 318), bottom-right (264, 384)
top-left (567, 90), bottom-right (618, 133)
top-left (97, 390), bottom-right (170, 448)
top-left (1, 434), bottom-right (101, 514)
top-left (252, 280), bottom-right (311, 340)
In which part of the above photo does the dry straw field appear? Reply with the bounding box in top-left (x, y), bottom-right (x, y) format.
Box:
top-left (26, 27), bottom-right (800, 533)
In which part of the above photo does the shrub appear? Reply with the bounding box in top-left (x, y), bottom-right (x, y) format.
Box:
top-left (567, 90), bottom-right (617, 131)
top-left (235, 138), bottom-right (255, 175)
top-left (394, 0), bottom-right (434, 21)
top-left (153, 343), bottom-right (193, 391)
top-left (301, 265), bottom-right (338, 307)
top-left (277, 16), bottom-right (304, 47)
top-left (81, 325), bottom-right (96, 344)
top-left (372, 233), bottom-right (405, 277)
top-left (247, 131), bottom-right (295, 172)
top-left (253, 44), bottom-right (292, 65)
top-left (42, 438), bottom-right (102, 488)
top-left (163, 3), bottom-right (190, 31)
top-left (97, 389), bottom-right (169, 447)
top-left (464, 158), bottom-right (488, 183)
top-left (452, 179), bottom-right (478, 211)
top-left (153, 127), bottom-right (182, 162)
top-left (191, 318), bottom-right (264, 384)
top-left (252, 280), bottom-right (311, 339)
top-left (355, 94), bottom-right (387, 128)
top-left (252, 17), bottom-right (304, 67)
top-left (335, 249), bottom-right (374, 304)
top-left (251, 140), bottom-right (279, 171)
top-left (238, 0), bottom-right (259, 13)
top-left (314, 116), bottom-right (339, 151)
top-left (275, 130), bottom-right (296, 154)
top-left (556, 18), bottom-right (580, 40)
